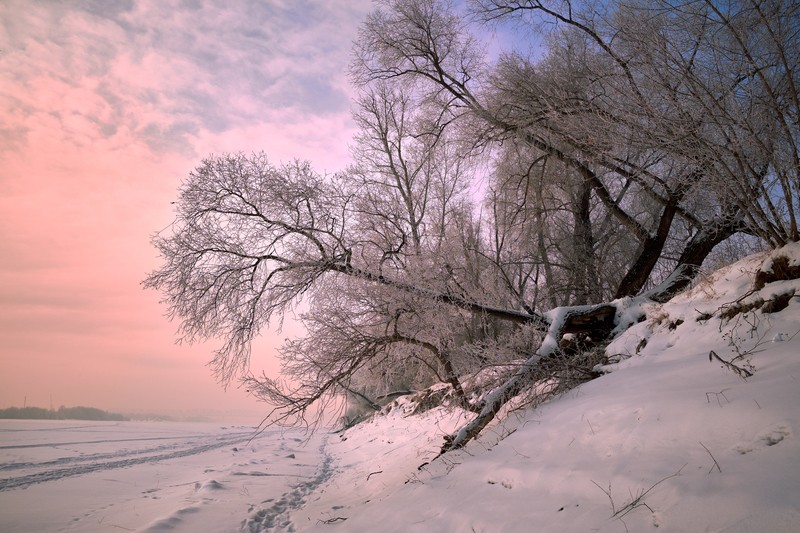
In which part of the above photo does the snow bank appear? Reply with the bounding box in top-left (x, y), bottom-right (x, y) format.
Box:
top-left (288, 245), bottom-right (800, 532)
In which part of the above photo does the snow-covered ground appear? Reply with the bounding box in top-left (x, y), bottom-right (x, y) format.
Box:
top-left (290, 246), bottom-right (800, 532)
top-left (2, 246), bottom-right (799, 532)
top-left (0, 421), bottom-right (329, 532)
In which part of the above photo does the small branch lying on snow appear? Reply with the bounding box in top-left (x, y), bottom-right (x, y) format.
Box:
top-left (709, 350), bottom-right (753, 379)
top-left (699, 441), bottom-right (722, 474)
top-left (705, 389), bottom-right (730, 407)
top-left (318, 516), bottom-right (348, 524)
top-left (592, 464), bottom-right (687, 520)
top-left (366, 470), bottom-right (383, 481)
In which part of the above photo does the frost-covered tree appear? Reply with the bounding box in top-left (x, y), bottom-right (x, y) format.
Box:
top-left (354, 0), bottom-right (798, 300)
top-left (147, 0), bottom-right (798, 450)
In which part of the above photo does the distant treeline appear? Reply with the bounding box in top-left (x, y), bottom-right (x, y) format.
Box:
top-left (0, 406), bottom-right (128, 421)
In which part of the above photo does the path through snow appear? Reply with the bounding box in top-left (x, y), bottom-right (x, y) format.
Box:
top-left (244, 436), bottom-right (334, 532)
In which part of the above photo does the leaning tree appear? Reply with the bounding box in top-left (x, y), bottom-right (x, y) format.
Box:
top-left (147, 0), bottom-right (799, 451)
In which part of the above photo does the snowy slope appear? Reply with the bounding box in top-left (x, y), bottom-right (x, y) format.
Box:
top-left (289, 246), bottom-right (800, 532)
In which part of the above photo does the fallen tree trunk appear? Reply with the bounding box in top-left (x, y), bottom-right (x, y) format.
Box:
top-left (441, 302), bottom-right (634, 452)
top-left (435, 217), bottom-right (746, 451)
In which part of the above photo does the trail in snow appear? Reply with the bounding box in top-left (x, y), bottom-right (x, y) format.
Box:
top-left (0, 425), bottom-right (259, 492)
top-left (0, 433), bottom-right (211, 450)
top-left (0, 434), bottom-right (227, 473)
top-left (244, 436), bottom-right (334, 532)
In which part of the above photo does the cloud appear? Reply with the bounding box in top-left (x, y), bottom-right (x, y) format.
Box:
top-left (1, 0), bottom-right (371, 159)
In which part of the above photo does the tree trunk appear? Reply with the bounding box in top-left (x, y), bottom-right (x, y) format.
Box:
top-left (647, 214), bottom-right (743, 303)
top-left (572, 176), bottom-right (599, 304)
top-left (442, 303), bottom-right (616, 452)
top-left (614, 197), bottom-right (679, 299)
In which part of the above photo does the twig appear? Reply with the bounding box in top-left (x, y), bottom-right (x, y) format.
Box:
top-left (592, 464), bottom-right (687, 520)
top-left (705, 389), bottom-right (730, 407)
top-left (318, 516), bottom-right (348, 524)
top-left (709, 350), bottom-right (753, 379)
top-left (699, 441), bottom-right (722, 473)
top-left (617, 465), bottom-right (686, 518)
top-left (366, 470), bottom-right (383, 481)
top-left (513, 447), bottom-right (531, 459)
top-left (591, 480), bottom-right (617, 515)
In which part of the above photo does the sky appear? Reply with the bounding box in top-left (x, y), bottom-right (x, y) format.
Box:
top-left (0, 0), bottom-right (373, 421)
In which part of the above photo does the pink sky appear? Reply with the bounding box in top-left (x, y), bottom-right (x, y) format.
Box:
top-left (0, 0), bottom-right (371, 421)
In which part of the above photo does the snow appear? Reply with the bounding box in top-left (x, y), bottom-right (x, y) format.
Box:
top-left (3, 245), bottom-right (800, 532)
top-left (0, 422), bottom-right (329, 533)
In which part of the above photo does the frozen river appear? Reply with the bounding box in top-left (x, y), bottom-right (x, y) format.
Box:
top-left (0, 420), bottom-right (330, 532)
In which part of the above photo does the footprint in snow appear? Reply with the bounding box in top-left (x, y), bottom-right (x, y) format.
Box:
top-left (733, 424), bottom-right (791, 454)
top-left (244, 438), bottom-right (333, 532)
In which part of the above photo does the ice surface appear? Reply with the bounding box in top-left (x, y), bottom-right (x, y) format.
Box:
top-left (0, 421), bottom-right (327, 533)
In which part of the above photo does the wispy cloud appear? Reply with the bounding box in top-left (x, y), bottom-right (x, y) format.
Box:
top-left (1, 0), bottom-right (369, 157)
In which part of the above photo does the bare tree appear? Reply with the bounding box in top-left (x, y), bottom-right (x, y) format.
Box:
top-left (144, 152), bottom-right (615, 438)
top-left (144, 153), bottom-right (547, 413)
top-left (352, 0), bottom-right (765, 302)
top-left (471, 0), bottom-right (798, 285)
